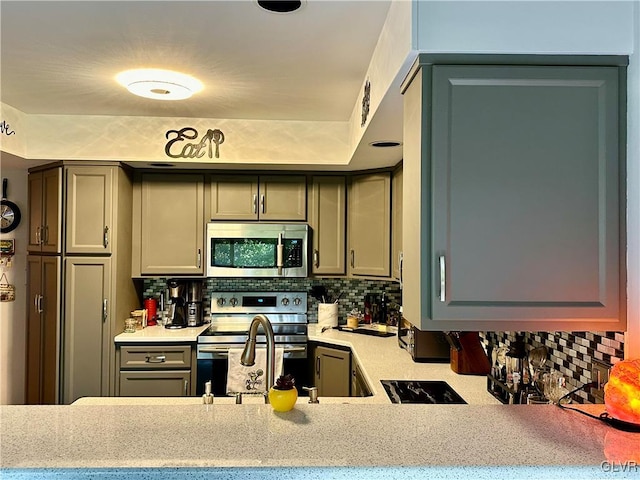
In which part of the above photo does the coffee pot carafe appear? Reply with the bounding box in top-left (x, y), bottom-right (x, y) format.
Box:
top-left (166, 280), bottom-right (187, 329)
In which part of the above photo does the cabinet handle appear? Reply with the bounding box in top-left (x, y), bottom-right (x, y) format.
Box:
top-left (145, 355), bottom-right (166, 363)
top-left (197, 248), bottom-right (202, 269)
top-left (316, 356), bottom-right (321, 377)
top-left (399, 252), bottom-right (403, 287)
top-left (184, 380), bottom-right (189, 396)
top-left (439, 255), bottom-right (446, 302)
top-left (103, 299), bottom-right (108, 323)
top-left (103, 226), bottom-right (109, 248)
top-left (36, 226), bottom-right (41, 245)
top-left (252, 194), bottom-right (258, 214)
top-left (35, 294), bottom-right (43, 314)
top-left (313, 249), bottom-right (319, 268)
top-left (350, 249), bottom-right (355, 268)
top-left (44, 225), bottom-right (49, 245)
top-left (260, 194), bottom-right (265, 214)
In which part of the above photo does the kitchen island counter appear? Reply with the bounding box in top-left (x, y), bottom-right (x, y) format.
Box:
top-left (1, 401), bottom-right (636, 479)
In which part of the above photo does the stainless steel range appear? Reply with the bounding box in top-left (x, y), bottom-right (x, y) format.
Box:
top-left (196, 291), bottom-right (309, 396)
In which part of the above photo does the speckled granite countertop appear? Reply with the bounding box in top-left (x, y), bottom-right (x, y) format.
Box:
top-left (114, 324), bottom-right (209, 343)
top-left (2, 402), bottom-right (637, 476)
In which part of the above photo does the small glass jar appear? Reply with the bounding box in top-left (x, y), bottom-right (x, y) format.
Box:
top-left (124, 318), bottom-right (137, 333)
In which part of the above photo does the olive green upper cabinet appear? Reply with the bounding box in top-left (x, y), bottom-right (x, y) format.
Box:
top-left (65, 166), bottom-right (114, 254)
top-left (402, 58), bottom-right (625, 332)
top-left (348, 173), bottom-right (391, 277)
top-left (28, 168), bottom-right (62, 253)
top-left (209, 175), bottom-right (306, 221)
top-left (308, 176), bottom-right (346, 275)
top-left (133, 173), bottom-right (205, 275)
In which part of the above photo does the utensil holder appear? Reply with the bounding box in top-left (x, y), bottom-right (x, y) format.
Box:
top-left (318, 303), bottom-right (338, 328)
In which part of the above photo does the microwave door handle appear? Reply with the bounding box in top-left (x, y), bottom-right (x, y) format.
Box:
top-left (276, 233), bottom-right (284, 275)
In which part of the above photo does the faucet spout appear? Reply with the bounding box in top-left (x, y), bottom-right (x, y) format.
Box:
top-left (241, 314), bottom-right (275, 403)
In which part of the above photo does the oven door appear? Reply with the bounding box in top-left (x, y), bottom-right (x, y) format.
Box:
top-left (196, 344), bottom-right (309, 396)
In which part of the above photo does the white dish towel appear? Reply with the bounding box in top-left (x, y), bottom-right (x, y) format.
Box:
top-left (226, 347), bottom-right (284, 395)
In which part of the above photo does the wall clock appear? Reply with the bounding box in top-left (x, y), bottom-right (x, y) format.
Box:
top-left (1, 178), bottom-right (21, 233)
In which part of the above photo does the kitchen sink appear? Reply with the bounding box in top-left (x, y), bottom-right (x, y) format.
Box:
top-left (380, 380), bottom-right (467, 404)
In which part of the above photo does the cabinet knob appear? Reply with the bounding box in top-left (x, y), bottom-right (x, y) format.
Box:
top-left (217, 297), bottom-right (226, 307)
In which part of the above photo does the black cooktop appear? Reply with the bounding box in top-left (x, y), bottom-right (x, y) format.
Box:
top-left (380, 380), bottom-right (467, 404)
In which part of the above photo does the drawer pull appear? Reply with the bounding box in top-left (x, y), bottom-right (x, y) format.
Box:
top-left (145, 355), bottom-right (166, 363)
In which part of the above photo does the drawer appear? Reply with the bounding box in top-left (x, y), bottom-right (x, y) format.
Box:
top-left (119, 345), bottom-right (192, 369)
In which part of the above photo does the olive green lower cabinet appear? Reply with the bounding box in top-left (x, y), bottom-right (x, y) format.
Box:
top-left (311, 343), bottom-right (351, 397)
top-left (116, 344), bottom-right (196, 397)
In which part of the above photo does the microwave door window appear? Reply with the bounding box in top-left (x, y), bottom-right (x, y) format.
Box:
top-left (211, 238), bottom-right (277, 268)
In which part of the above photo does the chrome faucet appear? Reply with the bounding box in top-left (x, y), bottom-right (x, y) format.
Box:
top-left (241, 314), bottom-right (275, 403)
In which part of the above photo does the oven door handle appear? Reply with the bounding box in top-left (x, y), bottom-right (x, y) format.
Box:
top-left (198, 346), bottom-right (306, 355)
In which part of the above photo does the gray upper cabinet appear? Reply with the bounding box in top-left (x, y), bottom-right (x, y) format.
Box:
top-left (308, 176), bottom-right (346, 275)
top-left (402, 60), bottom-right (625, 331)
top-left (348, 173), bottom-right (391, 277)
top-left (133, 173), bottom-right (205, 276)
top-left (209, 174), bottom-right (306, 221)
top-left (65, 166), bottom-right (114, 255)
top-left (28, 168), bottom-right (62, 254)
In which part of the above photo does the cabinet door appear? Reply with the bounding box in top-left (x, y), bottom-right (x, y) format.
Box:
top-left (65, 166), bottom-right (113, 254)
top-left (119, 371), bottom-right (191, 397)
top-left (25, 256), bottom-right (61, 405)
top-left (140, 174), bottom-right (204, 275)
top-left (259, 175), bottom-right (307, 221)
top-left (308, 176), bottom-right (346, 275)
top-left (314, 345), bottom-right (350, 397)
top-left (63, 257), bottom-right (111, 404)
top-left (27, 173), bottom-right (43, 252)
top-left (209, 175), bottom-right (259, 221)
top-left (427, 65), bottom-right (622, 330)
top-left (391, 167), bottom-right (403, 281)
top-left (348, 173), bottom-right (391, 277)
top-left (41, 168), bottom-right (62, 253)
top-left (28, 168), bottom-right (61, 253)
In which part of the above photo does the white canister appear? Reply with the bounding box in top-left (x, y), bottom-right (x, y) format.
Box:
top-left (318, 303), bottom-right (338, 328)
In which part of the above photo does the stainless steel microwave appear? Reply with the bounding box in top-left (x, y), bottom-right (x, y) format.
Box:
top-left (206, 223), bottom-right (309, 278)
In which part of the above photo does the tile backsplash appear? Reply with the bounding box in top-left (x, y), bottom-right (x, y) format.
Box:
top-left (481, 331), bottom-right (625, 404)
top-left (142, 277), bottom-right (402, 324)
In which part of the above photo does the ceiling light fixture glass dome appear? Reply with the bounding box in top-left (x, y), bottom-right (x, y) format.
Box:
top-left (116, 69), bottom-right (203, 100)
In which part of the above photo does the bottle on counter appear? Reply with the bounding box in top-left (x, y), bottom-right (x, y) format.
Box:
top-left (505, 333), bottom-right (528, 401)
top-left (380, 291), bottom-right (388, 325)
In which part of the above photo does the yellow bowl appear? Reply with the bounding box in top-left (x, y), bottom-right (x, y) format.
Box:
top-left (268, 387), bottom-right (298, 412)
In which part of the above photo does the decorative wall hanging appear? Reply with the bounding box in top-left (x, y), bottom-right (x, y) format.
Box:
top-left (0, 239), bottom-right (15, 268)
top-left (0, 272), bottom-right (15, 302)
top-left (361, 79), bottom-right (371, 127)
top-left (165, 127), bottom-right (225, 159)
top-left (0, 120), bottom-right (16, 136)
top-left (1, 179), bottom-right (22, 233)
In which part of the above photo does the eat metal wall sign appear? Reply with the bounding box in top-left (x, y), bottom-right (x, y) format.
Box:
top-left (165, 127), bottom-right (225, 159)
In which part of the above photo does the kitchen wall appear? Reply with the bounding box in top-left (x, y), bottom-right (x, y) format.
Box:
top-left (481, 331), bottom-right (625, 404)
top-left (0, 161), bottom-right (28, 404)
top-left (141, 278), bottom-right (402, 325)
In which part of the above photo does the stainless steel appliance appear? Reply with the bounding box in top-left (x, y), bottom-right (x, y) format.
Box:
top-left (206, 223), bottom-right (309, 278)
top-left (196, 291), bottom-right (309, 396)
top-left (398, 317), bottom-right (450, 362)
top-left (185, 280), bottom-right (204, 327)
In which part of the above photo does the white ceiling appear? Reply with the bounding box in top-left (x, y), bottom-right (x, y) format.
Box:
top-left (0, 0), bottom-right (392, 124)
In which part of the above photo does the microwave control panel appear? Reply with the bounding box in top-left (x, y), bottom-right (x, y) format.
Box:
top-left (284, 239), bottom-right (303, 267)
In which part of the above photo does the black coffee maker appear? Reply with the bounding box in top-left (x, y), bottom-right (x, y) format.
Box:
top-left (166, 280), bottom-right (187, 329)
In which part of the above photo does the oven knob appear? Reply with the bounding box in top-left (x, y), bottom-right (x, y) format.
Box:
top-left (281, 297), bottom-right (290, 306)
top-left (230, 297), bottom-right (238, 307)
top-left (293, 297), bottom-right (302, 306)
top-left (217, 297), bottom-right (226, 307)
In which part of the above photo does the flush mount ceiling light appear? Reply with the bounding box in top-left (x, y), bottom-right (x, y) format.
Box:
top-left (257, 0), bottom-right (303, 14)
top-left (115, 69), bottom-right (203, 101)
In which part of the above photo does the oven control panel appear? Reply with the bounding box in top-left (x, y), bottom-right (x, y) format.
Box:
top-left (211, 291), bottom-right (307, 314)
